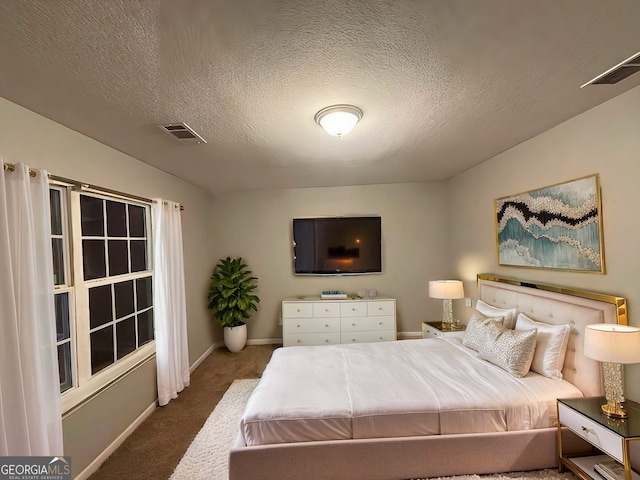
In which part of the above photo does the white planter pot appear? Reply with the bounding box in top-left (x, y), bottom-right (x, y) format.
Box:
top-left (224, 324), bottom-right (247, 353)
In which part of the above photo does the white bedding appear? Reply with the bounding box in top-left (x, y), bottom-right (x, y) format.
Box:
top-left (240, 338), bottom-right (583, 446)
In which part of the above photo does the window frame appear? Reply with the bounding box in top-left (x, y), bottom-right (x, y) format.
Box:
top-left (51, 185), bottom-right (156, 414)
top-left (50, 184), bottom-right (77, 395)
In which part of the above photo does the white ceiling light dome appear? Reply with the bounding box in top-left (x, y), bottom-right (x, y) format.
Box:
top-left (314, 104), bottom-right (363, 136)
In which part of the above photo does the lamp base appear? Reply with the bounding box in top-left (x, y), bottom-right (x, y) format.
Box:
top-left (601, 362), bottom-right (627, 418)
top-left (601, 401), bottom-right (628, 419)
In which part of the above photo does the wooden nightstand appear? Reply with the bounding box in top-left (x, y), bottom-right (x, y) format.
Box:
top-left (421, 321), bottom-right (466, 339)
top-left (558, 397), bottom-right (640, 480)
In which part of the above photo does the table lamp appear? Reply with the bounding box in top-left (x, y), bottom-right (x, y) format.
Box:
top-left (584, 323), bottom-right (640, 418)
top-left (429, 280), bottom-right (464, 330)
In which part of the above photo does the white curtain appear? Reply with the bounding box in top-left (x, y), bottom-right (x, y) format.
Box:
top-left (152, 199), bottom-right (190, 406)
top-left (0, 162), bottom-right (63, 455)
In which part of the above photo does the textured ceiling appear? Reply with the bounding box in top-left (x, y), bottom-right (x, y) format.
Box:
top-left (1, 1), bottom-right (639, 194)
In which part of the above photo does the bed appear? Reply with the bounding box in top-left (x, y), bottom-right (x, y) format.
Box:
top-left (229, 274), bottom-right (628, 480)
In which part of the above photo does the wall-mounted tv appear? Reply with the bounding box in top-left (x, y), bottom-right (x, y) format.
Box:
top-left (292, 216), bottom-right (382, 275)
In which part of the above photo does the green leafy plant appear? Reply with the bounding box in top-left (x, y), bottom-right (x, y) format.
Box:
top-left (208, 257), bottom-right (260, 328)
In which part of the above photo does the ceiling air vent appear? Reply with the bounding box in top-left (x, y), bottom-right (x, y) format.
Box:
top-left (581, 51), bottom-right (640, 87)
top-left (158, 123), bottom-right (207, 144)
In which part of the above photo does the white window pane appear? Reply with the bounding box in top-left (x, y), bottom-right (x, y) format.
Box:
top-left (116, 317), bottom-right (136, 359)
top-left (80, 195), bottom-right (104, 236)
top-left (52, 238), bottom-right (65, 285)
top-left (108, 240), bottom-right (129, 276)
top-left (54, 292), bottom-right (70, 341)
top-left (128, 204), bottom-right (145, 237)
top-left (89, 285), bottom-right (112, 329)
top-left (58, 343), bottom-right (73, 393)
top-left (82, 239), bottom-right (106, 280)
top-left (90, 326), bottom-right (114, 374)
top-left (106, 200), bottom-right (127, 237)
top-left (49, 189), bottom-right (62, 235)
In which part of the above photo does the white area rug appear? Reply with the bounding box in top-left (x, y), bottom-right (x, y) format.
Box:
top-left (170, 378), bottom-right (575, 480)
top-left (170, 378), bottom-right (260, 480)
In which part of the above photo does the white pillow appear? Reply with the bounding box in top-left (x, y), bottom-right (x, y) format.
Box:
top-left (475, 300), bottom-right (518, 329)
top-left (478, 320), bottom-right (537, 377)
top-left (462, 311), bottom-right (504, 352)
top-left (514, 313), bottom-right (570, 380)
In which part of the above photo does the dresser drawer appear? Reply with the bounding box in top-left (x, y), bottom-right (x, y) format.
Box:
top-left (558, 402), bottom-right (623, 462)
top-left (282, 302), bottom-right (313, 318)
top-left (284, 332), bottom-right (341, 347)
top-left (341, 316), bottom-right (395, 332)
top-left (368, 300), bottom-right (395, 316)
top-left (313, 302), bottom-right (340, 317)
top-left (340, 330), bottom-right (396, 344)
top-left (340, 302), bottom-right (368, 317)
top-left (283, 317), bottom-right (340, 334)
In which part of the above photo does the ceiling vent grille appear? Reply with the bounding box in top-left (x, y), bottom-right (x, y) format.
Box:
top-left (581, 51), bottom-right (640, 87)
top-left (158, 123), bottom-right (207, 144)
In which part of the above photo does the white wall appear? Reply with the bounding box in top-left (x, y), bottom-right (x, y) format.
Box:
top-left (447, 84), bottom-right (640, 400)
top-left (0, 97), bottom-right (214, 476)
top-left (208, 182), bottom-right (452, 338)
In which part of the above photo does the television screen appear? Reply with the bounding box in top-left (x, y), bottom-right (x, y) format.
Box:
top-left (292, 217), bottom-right (382, 275)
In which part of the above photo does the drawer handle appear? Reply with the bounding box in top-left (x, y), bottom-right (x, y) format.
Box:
top-left (325, 309), bottom-right (329, 312)
top-left (379, 322), bottom-right (383, 325)
top-left (379, 307), bottom-right (383, 310)
top-left (297, 339), bottom-right (301, 343)
top-left (297, 324), bottom-right (301, 328)
top-left (581, 426), bottom-right (591, 433)
top-left (352, 338), bottom-right (356, 342)
top-left (352, 323), bottom-right (356, 327)
top-left (325, 324), bottom-right (329, 328)
top-left (297, 309), bottom-right (301, 312)
top-left (379, 336), bottom-right (383, 340)
top-left (325, 339), bottom-right (329, 343)
top-left (352, 308), bottom-right (356, 311)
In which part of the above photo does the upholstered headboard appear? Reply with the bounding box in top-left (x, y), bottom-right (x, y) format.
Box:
top-left (477, 275), bottom-right (627, 397)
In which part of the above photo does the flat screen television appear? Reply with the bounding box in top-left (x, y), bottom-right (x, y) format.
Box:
top-left (292, 216), bottom-right (382, 275)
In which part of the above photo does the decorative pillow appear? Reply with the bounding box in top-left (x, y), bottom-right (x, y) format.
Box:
top-left (475, 300), bottom-right (518, 329)
top-left (462, 311), bottom-right (504, 352)
top-left (478, 320), bottom-right (537, 377)
top-left (514, 313), bottom-right (570, 380)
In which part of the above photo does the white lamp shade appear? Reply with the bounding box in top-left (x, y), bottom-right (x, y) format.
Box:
top-left (428, 280), bottom-right (464, 300)
top-left (314, 105), bottom-right (363, 136)
top-left (584, 324), bottom-right (640, 364)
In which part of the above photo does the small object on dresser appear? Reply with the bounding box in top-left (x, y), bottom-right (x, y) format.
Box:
top-left (594, 460), bottom-right (625, 480)
top-left (321, 290), bottom-right (347, 300)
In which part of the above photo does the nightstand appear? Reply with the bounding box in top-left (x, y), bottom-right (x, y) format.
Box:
top-left (421, 321), bottom-right (466, 339)
top-left (557, 397), bottom-right (640, 480)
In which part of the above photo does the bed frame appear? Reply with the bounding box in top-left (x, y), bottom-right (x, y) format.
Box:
top-left (229, 274), bottom-right (627, 480)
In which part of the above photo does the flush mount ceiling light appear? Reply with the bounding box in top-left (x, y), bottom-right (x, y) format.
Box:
top-left (314, 104), bottom-right (363, 136)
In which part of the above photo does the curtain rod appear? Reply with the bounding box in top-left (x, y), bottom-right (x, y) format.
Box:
top-left (3, 162), bottom-right (184, 211)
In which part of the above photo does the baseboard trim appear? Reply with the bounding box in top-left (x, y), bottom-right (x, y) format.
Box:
top-left (246, 338), bottom-right (282, 346)
top-left (74, 400), bottom-right (156, 480)
top-left (398, 331), bottom-right (422, 340)
top-left (190, 344), bottom-right (215, 373)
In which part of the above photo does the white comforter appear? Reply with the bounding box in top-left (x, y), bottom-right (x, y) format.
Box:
top-left (240, 338), bottom-right (583, 446)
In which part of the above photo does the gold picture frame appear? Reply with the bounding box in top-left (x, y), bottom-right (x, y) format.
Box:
top-left (494, 174), bottom-right (605, 273)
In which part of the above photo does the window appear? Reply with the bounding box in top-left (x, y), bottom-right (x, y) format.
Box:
top-left (50, 186), bottom-right (155, 410)
top-left (50, 187), bottom-right (75, 394)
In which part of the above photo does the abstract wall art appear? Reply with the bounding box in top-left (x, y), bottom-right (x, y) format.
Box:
top-left (495, 174), bottom-right (604, 273)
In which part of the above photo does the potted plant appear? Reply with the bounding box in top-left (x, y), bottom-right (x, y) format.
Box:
top-left (207, 257), bottom-right (260, 352)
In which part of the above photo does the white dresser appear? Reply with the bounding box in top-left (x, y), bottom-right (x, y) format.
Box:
top-left (282, 296), bottom-right (396, 347)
